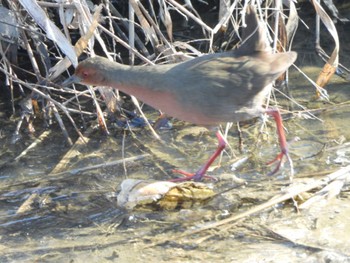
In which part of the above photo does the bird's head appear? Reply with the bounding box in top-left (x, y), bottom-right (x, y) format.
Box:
top-left (62, 57), bottom-right (110, 87)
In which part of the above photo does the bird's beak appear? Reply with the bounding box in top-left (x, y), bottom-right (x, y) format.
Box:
top-left (62, 75), bottom-right (81, 87)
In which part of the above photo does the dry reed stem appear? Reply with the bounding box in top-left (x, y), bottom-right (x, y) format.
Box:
top-left (1, 0), bottom-right (346, 148)
top-left (145, 165), bottom-right (350, 248)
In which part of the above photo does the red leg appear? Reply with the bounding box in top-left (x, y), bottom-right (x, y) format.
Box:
top-left (266, 109), bottom-right (294, 178)
top-left (170, 131), bottom-right (227, 182)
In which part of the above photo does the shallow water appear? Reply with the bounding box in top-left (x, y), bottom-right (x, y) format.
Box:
top-left (1, 17), bottom-right (350, 263)
top-left (1, 58), bottom-right (350, 262)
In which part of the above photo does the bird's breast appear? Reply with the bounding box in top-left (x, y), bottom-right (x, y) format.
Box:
top-left (114, 84), bottom-right (223, 126)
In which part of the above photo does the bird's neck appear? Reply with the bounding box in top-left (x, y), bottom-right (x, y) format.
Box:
top-left (100, 62), bottom-right (177, 112)
top-left (104, 62), bottom-right (170, 92)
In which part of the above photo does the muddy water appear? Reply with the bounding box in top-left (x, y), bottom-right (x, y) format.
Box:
top-left (1, 28), bottom-right (350, 263)
top-left (0, 60), bottom-right (349, 262)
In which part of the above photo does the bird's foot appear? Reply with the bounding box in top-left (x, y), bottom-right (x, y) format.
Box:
top-left (267, 150), bottom-right (294, 180)
top-left (169, 131), bottom-right (226, 182)
top-left (265, 109), bottom-right (294, 180)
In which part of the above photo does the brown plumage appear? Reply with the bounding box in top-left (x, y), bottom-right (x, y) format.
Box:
top-left (63, 5), bottom-right (297, 181)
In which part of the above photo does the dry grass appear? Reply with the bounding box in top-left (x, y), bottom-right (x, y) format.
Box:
top-left (0, 0), bottom-right (346, 141)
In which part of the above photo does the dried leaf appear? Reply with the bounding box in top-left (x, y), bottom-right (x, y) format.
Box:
top-left (158, 0), bottom-right (173, 42)
top-left (315, 62), bottom-right (337, 89)
top-left (18, 0), bottom-right (77, 66)
top-left (311, 0), bottom-right (339, 91)
top-left (48, 5), bottom-right (102, 80)
top-left (158, 182), bottom-right (215, 210)
top-left (117, 179), bottom-right (215, 210)
top-left (117, 179), bottom-right (177, 210)
top-left (276, 15), bottom-right (288, 84)
top-left (284, 0), bottom-right (299, 46)
top-left (129, 0), bottom-right (159, 48)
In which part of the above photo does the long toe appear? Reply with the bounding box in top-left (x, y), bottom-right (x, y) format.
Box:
top-left (267, 151), bottom-right (294, 180)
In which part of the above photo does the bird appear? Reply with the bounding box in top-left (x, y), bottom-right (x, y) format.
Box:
top-left (63, 5), bottom-right (297, 181)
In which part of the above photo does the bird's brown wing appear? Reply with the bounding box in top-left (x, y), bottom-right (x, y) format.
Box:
top-left (166, 51), bottom-right (296, 124)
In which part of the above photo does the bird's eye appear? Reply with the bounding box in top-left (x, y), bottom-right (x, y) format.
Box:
top-left (82, 71), bottom-right (88, 77)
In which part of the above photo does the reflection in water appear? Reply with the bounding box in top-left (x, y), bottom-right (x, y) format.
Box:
top-left (1, 64), bottom-right (350, 261)
top-left (1, 32), bottom-right (350, 263)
